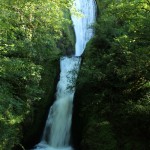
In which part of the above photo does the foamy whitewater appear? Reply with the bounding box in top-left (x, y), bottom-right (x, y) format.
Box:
top-left (33, 0), bottom-right (96, 150)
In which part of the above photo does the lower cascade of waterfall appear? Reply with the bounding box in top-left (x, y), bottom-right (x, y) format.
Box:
top-left (34, 57), bottom-right (81, 150)
top-left (33, 0), bottom-right (96, 150)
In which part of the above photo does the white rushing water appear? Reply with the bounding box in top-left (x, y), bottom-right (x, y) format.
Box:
top-left (34, 0), bottom-right (96, 150)
top-left (72, 0), bottom-right (96, 56)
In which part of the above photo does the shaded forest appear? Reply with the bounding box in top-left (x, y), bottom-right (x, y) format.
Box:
top-left (73, 0), bottom-right (150, 150)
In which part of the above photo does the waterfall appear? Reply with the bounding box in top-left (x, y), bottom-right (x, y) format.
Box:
top-left (72, 0), bottom-right (96, 56)
top-left (33, 0), bottom-right (96, 150)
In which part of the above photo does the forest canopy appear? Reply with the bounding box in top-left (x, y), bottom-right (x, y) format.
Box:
top-left (0, 0), bottom-right (73, 149)
top-left (74, 0), bottom-right (150, 149)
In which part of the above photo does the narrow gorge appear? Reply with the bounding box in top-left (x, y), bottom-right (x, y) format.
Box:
top-left (33, 0), bottom-right (96, 150)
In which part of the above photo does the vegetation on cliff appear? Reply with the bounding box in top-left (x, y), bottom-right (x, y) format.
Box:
top-left (0, 0), bottom-right (73, 149)
top-left (74, 0), bottom-right (150, 149)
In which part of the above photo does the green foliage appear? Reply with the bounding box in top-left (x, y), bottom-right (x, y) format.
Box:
top-left (75, 0), bottom-right (150, 149)
top-left (0, 0), bottom-right (73, 149)
top-left (81, 121), bottom-right (117, 150)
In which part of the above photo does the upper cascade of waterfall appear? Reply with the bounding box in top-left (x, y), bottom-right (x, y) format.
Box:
top-left (71, 0), bottom-right (96, 56)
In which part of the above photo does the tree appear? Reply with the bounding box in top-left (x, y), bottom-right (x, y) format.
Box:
top-left (75, 0), bottom-right (150, 149)
top-left (0, 0), bottom-right (73, 149)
